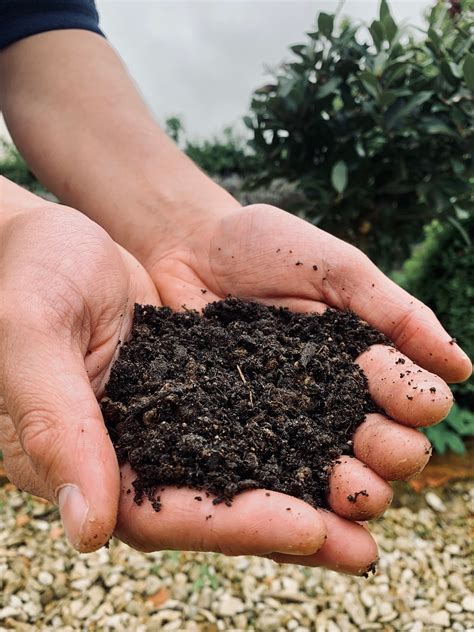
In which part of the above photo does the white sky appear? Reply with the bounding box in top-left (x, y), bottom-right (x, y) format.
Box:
top-left (96, 0), bottom-right (432, 139)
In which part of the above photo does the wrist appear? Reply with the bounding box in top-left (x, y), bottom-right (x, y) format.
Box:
top-left (121, 152), bottom-right (241, 267)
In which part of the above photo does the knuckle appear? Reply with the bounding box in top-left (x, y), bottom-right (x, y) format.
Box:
top-left (390, 306), bottom-right (422, 346)
top-left (17, 408), bottom-right (58, 465)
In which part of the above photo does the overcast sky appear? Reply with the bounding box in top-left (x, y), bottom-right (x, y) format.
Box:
top-left (96, 0), bottom-right (432, 139)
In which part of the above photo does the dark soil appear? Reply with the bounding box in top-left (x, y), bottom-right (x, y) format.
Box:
top-left (101, 298), bottom-right (390, 510)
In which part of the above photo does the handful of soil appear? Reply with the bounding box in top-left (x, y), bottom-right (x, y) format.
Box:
top-left (101, 298), bottom-right (390, 510)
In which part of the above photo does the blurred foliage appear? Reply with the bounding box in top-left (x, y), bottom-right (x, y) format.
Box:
top-left (395, 216), bottom-right (474, 452)
top-left (165, 117), bottom-right (262, 177)
top-left (424, 404), bottom-right (474, 454)
top-left (0, 140), bottom-right (39, 190)
top-left (244, 0), bottom-right (474, 270)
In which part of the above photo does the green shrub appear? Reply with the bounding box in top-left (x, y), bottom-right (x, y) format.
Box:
top-left (245, 0), bottom-right (473, 270)
top-left (395, 216), bottom-right (474, 452)
top-left (185, 127), bottom-right (262, 177)
top-left (164, 117), bottom-right (261, 178)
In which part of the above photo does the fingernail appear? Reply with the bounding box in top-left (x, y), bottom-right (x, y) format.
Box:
top-left (57, 484), bottom-right (89, 550)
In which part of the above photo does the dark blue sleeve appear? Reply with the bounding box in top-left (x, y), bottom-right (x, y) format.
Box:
top-left (0, 0), bottom-right (104, 50)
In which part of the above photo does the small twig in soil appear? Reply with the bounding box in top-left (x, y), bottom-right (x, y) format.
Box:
top-left (237, 365), bottom-right (247, 385)
top-left (237, 364), bottom-right (254, 407)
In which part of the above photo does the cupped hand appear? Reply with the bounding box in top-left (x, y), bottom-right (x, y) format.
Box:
top-left (0, 185), bottom-right (158, 552)
top-left (112, 203), bottom-right (472, 573)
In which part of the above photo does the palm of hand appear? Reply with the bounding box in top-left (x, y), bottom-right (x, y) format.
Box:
top-left (115, 204), bottom-right (468, 572)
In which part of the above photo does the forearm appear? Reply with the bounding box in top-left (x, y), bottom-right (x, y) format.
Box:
top-left (0, 30), bottom-right (239, 265)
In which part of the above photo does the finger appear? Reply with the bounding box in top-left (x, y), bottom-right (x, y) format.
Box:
top-left (2, 325), bottom-right (120, 552)
top-left (353, 413), bottom-right (432, 481)
top-left (151, 264), bottom-right (222, 313)
top-left (340, 263), bottom-right (471, 384)
top-left (270, 511), bottom-right (378, 576)
top-left (357, 345), bottom-right (453, 426)
top-left (218, 206), bottom-right (471, 382)
top-left (115, 464), bottom-right (327, 556)
top-left (327, 456), bottom-right (393, 521)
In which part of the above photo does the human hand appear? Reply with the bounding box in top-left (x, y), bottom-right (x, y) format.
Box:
top-left (0, 191), bottom-right (378, 574)
top-left (112, 203), bottom-right (471, 572)
top-left (0, 187), bottom-right (376, 574)
top-left (0, 180), bottom-right (158, 552)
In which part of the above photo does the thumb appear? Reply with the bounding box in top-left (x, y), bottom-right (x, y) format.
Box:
top-left (2, 328), bottom-right (120, 552)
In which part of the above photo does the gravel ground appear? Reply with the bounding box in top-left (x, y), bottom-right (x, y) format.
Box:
top-left (0, 481), bottom-right (472, 632)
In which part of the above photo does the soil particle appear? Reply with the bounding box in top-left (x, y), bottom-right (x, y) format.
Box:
top-left (362, 559), bottom-right (378, 578)
top-left (347, 490), bottom-right (369, 503)
top-left (101, 298), bottom-right (390, 510)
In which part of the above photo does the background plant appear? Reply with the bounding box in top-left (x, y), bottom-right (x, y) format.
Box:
top-left (165, 117), bottom-right (262, 177)
top-left (244, 0), bottom-right (473, 270)
top-left (0, 141), bottom-right (41, 191)
top-left (394, 216), bottom-right (473, 453)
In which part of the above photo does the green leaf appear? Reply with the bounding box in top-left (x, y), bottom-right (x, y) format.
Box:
top-left (423, 119), bottom-right (457, 137)
top-left (385, 91), bottom-right (433, 128)
top-left (290, 44), bottom-right (307, 59)
top-left (379, 0), bottom-right (391, 22)
top-left (383, 15), bottom-right (398, 44)
top-left (318, 12), bottom-right (334, 38)
top-left (243, 116), bottom-right (254, 129)
top-left (315, 76), bottom-right (341, 99)
top-left (446, 217), bottom-right (472, 247)
top-left (379, 91), bottom-right (397, 108)
top-left (463, 52), bottom-right (474, 91)
top-left (331, 161), bottom-right (348, 194)
top-left (279, 77), bottom-right (297, 98)
top-left (254, 84), bottom-right (276, 95)
top-left (373, 51), bottom-right (389, 77)
top-left (446, 405), bottom-right (474, 435)
top-left (384, 62), bottom-right (410, 87)
top-left (359, 71), bottom-right (379, 98)
top-left (425, 426), bottom-right (447, 455)
top-left (369, 20), bottom-right (384, 51)
top-left (446, 432), bottom-right (466, 454)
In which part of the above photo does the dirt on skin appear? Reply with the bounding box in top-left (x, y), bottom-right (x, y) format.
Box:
top-left (101, 298), bottom-right (391, 510)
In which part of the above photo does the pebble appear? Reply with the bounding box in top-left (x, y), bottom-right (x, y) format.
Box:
top-left (37, 571), bottom-right (54, 586)
top-left (0, 606), bottom-right (20, 620)
top-left (430, 610), bottom-right (451, 627)
top-left (23, 601), bottom-right (42, 619)
top-left (425, 492), bottom-right (447, 512)
top-left (0, 480), bottom-right (472, 631)
top-left (463, 596), bottom-right (474, 613)
top-left (217, 596), bottom-right (245, 617)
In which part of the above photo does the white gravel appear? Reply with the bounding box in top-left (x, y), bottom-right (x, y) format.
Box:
top-left (0, 480), bottom-right (472, 631)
